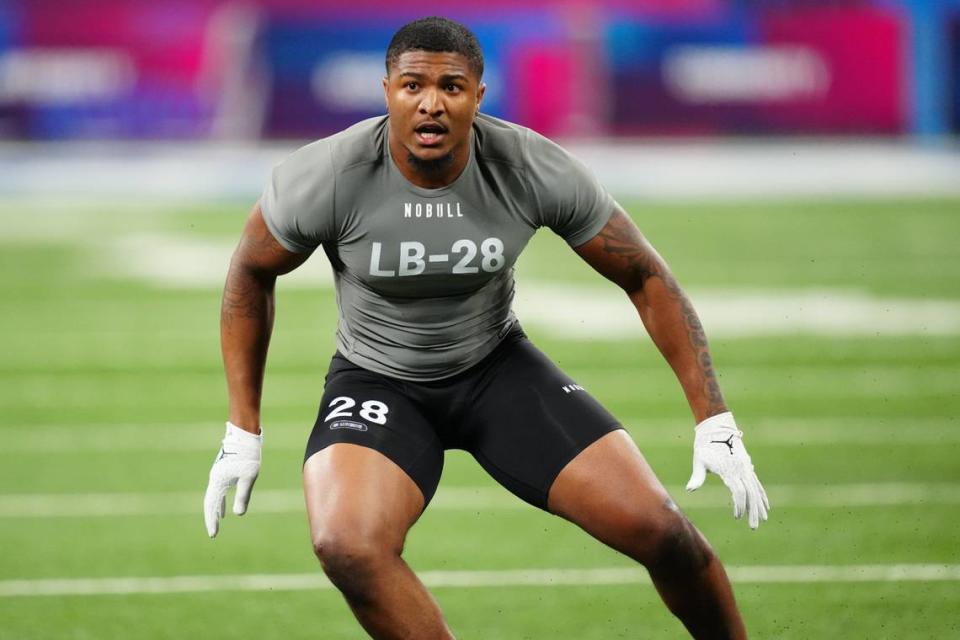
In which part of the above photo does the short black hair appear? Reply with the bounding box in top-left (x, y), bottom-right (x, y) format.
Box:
top-left (385, 17), bottom-right (484, 79)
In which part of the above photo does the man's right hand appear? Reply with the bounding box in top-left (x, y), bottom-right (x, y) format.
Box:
top-left (203, 422), bottom-right (262, 538)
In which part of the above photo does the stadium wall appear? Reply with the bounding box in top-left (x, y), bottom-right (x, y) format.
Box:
top-left (1, 140), bottom-right (957, 201)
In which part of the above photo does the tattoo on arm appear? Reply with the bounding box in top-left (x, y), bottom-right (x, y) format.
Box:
top-left (594, 210), bottom-right (726, 415)
top-left (222, 263), bottom-right (272, 322)
top-left (661, 276), bottom-right (726, 415)
top-left (594, 210), bottom-right (660, 290)
top-left (221, 220), bottom-right (283, 323)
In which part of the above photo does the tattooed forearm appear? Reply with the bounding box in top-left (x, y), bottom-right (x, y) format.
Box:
top-left (577, 207), bottom-right (727, 419)
top-left (661, 270), bottom-right (727, 417)
top-left (221, 203), bottom-right (309, 427)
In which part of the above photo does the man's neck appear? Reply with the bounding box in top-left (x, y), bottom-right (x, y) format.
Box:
top-left (387, 132), bottom-right (472, 189)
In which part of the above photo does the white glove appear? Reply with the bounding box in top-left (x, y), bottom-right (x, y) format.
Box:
top-left (686, 412), bottom-right (769, 529)
top-left (204, 421), bottom-right (262, 538)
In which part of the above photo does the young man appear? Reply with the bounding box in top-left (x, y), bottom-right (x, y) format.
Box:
top-left (204, 16), bottom-right (768, 639)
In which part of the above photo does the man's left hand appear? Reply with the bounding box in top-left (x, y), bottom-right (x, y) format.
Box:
top-left (686, 412), bottom-right (769, 529)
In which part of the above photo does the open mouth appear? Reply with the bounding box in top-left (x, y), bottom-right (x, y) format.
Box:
top-left (414, 122), bottom-right (448, 146)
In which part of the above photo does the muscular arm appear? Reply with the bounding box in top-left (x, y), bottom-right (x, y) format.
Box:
top-left (222, 203), bottom-right (311, 433)
top-left (574, 205), bottom-right (726, 423)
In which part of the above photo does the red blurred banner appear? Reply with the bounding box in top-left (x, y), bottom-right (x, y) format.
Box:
top-left (758, 7), bottom-right (906, 133)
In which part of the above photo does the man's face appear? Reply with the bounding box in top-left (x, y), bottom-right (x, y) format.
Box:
top-left (383, 50), bottom-right (485, 173)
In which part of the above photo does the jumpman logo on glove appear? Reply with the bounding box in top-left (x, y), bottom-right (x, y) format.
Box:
top-left (709, 434), bottom-right (736, 455)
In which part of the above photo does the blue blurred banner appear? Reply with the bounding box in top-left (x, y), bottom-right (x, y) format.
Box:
top-left (0, 0), bottom-right (957, 140)
top-left (951, 11), bottom-right (960, 133)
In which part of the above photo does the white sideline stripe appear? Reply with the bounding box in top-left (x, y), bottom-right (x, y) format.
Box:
top-left (2, 483), bottom-right (959, 518)
top-left (3, 564), bottom-right (960, 597)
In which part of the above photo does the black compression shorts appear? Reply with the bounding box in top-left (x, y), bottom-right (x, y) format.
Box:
top-left (304, 327), bottom-right (623, 510)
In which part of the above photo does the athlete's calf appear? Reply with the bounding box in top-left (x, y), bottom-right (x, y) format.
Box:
top-left (548, 431), bottom-right (747, 639)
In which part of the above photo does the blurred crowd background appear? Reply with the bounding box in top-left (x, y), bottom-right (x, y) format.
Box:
top-left (1, 0), bottom-right (958, 143)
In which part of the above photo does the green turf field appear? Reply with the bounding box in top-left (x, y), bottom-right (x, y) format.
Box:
top-left (1, 197), bottom-right (958, 639)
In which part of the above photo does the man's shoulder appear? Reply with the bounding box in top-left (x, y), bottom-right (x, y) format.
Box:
top-left (474, 114), bottom-right (530, 169)
top-left (279, 116), bottom-right (387, 178)
top-left (474, 114), bottom-right (572, 172)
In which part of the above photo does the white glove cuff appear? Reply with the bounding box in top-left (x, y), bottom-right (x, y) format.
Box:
top-left (695, 411), bottom-right (737, 432)
top-left (225, 421), bottom-right (263, 444)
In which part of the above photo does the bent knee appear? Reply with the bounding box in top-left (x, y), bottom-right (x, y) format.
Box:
top-left (312, 531), bottom-right (400, 570)
top-left (605, 499), bottom-right (714, 572)
top-left (312, 531), bottom-right (401, 600)
top-left (643, 507), bottom-right (715, 576)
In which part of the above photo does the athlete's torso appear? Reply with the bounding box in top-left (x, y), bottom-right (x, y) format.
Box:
top-left (261, 114), bottom-right (613, 380)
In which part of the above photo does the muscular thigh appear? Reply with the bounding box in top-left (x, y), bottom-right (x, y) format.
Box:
top-left (304, 443), bottom-right (427, 553)
top-left (460, 336), bottom-right (622, 509)
top-left (547, 429), bottom-right (677, 555)
top-left (305, 355), bottom-right (445, 507)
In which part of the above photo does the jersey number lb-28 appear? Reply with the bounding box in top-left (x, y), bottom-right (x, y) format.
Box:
top-left (369, 238), bottom-right (505, 277)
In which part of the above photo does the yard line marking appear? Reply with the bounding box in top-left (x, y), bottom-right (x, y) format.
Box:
top-left (6, 418), bottom-right (959, 452)
top-left (726, 565), bottom-right (960, 583)
top-left (515, 285), bottom-right (960, 338)
top-left (108, 233), bottom-right (334, 289)
top-left (2, 483), bottom-right (959, 518)
top-left (2, 564), bottom-right (959, 597)
top-left (80, 230), bottom-right (960, 336)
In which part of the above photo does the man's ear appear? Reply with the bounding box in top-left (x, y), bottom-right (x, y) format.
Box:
top-left (382, 76), bottom-right (390, 110)
top-left (476, 82), bottom-right (486, 113)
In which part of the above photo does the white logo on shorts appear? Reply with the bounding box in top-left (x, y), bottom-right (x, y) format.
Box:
top-left (329, 420), bottom-right (368, 432)
top-left (562, 384), bottom-right (585, 394)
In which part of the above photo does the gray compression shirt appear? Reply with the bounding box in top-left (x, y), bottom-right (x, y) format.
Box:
top-left (261, 114), bottom-right (615, 381)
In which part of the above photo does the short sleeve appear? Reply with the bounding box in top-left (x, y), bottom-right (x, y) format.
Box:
top-left (523, 129), bottom-right (615, 247)
top-left (260, 139), bottom-right (337, 254)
